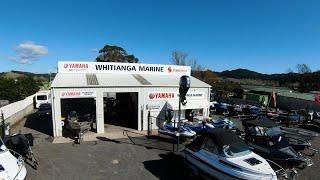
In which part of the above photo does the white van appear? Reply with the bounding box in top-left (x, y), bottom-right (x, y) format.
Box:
top-left (35, 90), bottom-right (51, 108)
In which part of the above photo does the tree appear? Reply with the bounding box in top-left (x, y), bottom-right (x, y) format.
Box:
top-left (193, 70), bottom-right (218, 86)
top-left (171, 51), bottom-right (204, 71)
top-left (286, 68), bottom-right (294, 73)
top-left (296, 64), bottom-right (311, 74)
top-left (0, 75), bottom-right (39, 102)
top-left (96, 45), bottom-right (139, 63)
top-left (171, 50), bottom-right (188, 65)
top-left (189, 58), bottom-right (204, 72)
top-left (170, 50), bottom-right (220, 87)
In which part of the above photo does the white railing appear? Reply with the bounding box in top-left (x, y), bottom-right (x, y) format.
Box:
top-left (0, 94), bottom-right (35, 120)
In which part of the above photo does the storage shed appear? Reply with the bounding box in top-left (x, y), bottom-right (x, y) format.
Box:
top-left (51, 61), bottom-right (211, 137)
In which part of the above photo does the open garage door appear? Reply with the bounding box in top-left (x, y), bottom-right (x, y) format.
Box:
top-left (104, 92), bottom-right (138, 130)
top-left (61, 98), bottom-right (96, 135)
top-left (61, 98), bottom-right (96, 118)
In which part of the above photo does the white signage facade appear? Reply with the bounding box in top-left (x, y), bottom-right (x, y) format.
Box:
top-left (58, 61), bottom-right (191, 76)
top-left (60, 90), bottom-right (96, 99)
top-left (148, 91), bottom-right (205, 100)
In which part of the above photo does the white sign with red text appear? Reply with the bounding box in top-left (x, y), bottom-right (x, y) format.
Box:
top-left (148, 91), bottom-right (204, 100)
top-left (58, 61), bottom-right (191, 76)
top-left (60, 90), bottom-right (96, 98)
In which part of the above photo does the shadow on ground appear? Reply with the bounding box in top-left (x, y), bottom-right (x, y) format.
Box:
top-left (97, 130), bottom-right (192, 152)
top-left (96, 135), bottom-right (173, 151)
top-left (24, 113), bottom-right (53, 136)
top-left (143, 153), bottom-right (202, 180)
top-left (298, 124), bottom-right (320, 133)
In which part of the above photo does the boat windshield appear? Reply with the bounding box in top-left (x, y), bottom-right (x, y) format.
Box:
top-left (223, 142), bottom-right (251, 158)
top-left (266, 126), bottom-right (282, 137)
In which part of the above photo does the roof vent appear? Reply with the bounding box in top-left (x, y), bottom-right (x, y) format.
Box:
top-left (132, 74), bottom-right (151, 85)
top-left (86, 73), bottom-right (99, 85)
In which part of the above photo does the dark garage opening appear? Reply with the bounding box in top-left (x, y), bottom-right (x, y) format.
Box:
top-left (61, 98), bottom-right (96, 135)
top-left (104, 92), bottom-right (138, 130)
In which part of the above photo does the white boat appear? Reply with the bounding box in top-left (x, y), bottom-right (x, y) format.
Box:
top-left (183, 128), bottom-right (277, 180)
top-left (0, 138), bottom-right (27, 180)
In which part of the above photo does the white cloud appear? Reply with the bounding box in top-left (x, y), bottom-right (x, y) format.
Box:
top-left (91, 48), bottom-right (99, 53)
top-left (10, 41), bottom-right (48, 64)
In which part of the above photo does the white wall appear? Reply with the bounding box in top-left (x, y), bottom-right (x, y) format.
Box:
top-left (51, 86), bottom-right (211, 137)
top-left (141, 87), bottom-right (211, 131)
top-left (0, 94), bottom-right (34, 122)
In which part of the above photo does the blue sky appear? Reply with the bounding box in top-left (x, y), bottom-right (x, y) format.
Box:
top-left (0, 0), bottom-right (320, 74)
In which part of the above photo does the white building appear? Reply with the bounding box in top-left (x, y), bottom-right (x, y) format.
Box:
top-left (51, 61), bottom-right (211, 137)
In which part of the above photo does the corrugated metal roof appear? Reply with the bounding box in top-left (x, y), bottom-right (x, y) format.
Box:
top-left (51, 73), bottom-right (211, 88)
top-left (242, 85), bottom-right (315, 101)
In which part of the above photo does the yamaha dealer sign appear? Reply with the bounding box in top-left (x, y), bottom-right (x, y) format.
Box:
top-left (58, 61), bottom-right (191, 76)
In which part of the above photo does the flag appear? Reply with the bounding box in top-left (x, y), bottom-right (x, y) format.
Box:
top-left (315, 93), bottom-right (320, 103)
top-left (272, 86), bottom-right (277, 108)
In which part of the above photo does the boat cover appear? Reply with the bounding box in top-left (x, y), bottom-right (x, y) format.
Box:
top-left (244, 118), bottom-right (278, 128)
top-left (204, 128), bottom-right (244, 148)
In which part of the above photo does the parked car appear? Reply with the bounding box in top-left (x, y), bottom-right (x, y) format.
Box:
top-left (37, 103), bottom-right (52, 118)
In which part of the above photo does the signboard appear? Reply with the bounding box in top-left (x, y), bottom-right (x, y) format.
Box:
top-left (58, 61), bottom-right (191, 76)
top-left (146, 104), bottom-right (161, 110)
top-left (60, 90), bottom-right (96, 99)
top-left (148, 91), bottom-right (205, 100)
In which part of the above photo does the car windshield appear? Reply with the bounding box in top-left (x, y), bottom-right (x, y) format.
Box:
top-left (37, 95), bottom-right (47, 100)
top-left (223, 142), bottom-right (251, 158)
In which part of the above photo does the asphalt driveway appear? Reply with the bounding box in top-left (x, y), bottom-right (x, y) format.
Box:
top-left (10, 113), bottom-right (320, 180)
top-left (12, 114), bottom-right (190, 180)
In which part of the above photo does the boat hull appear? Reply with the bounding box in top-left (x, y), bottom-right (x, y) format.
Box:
top-left (184, 149), bottom-right (277, 180)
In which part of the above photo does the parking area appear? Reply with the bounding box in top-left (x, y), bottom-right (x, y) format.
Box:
top-left (12, 113), bottom-right (191, 180)
top-left (10, 113), bottom-right (320, 180)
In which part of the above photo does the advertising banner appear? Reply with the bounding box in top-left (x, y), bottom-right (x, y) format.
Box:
top-left (148, 91), bottom-right (205, 100)
top-left (58, 61), bottom-right (191, 76)
top-left (60, 90), bottom-right (96, 99)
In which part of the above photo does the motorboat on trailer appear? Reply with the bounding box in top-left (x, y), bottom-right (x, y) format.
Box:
top-left (243, 117), bottom-right (316, 152)
top-left (211, 117), bottom-right (236, 130)
top-left (280, 126), bottom-right (318, 142)
top-left (242, 118), bottom-right (313, 168)
top-left (185, 117), bottom-right (237, 134)
top-left (0, 137), bottom-right (27, 180)
top-left (158, 121), bottom-right (196, 138)
top-left (183, 128), bottom-right (278, 180)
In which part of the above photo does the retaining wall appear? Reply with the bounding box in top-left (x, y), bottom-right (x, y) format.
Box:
top-left (0, 95), bottom-right (35, 127)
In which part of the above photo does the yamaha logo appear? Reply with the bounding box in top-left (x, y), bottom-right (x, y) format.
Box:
top-left (149, 93), bottom-right (155, 99)
top-left (64, 63), bottom-right (89, 69)
top-left (149, 92), bottom-right (175, 99)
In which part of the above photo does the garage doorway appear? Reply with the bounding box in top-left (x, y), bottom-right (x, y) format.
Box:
top-left (61, 98), bottom-right (97, 135)
top-left (104, 92), bottom-right (138, 130)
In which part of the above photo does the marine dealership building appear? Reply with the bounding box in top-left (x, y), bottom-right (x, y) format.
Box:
top-left (51, 61), bottom-right (211, 137)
